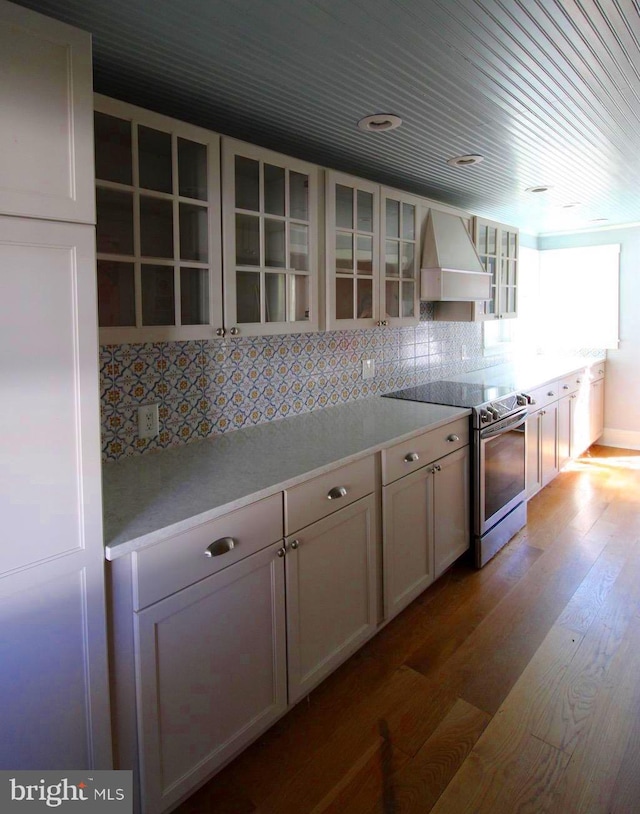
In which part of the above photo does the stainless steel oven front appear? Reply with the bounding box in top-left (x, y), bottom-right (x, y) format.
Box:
top-left (474, 407), bottom-right (528, 567)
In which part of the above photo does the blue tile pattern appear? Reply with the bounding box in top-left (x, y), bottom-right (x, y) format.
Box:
top-left (99, 314), bottom-right (603, 460)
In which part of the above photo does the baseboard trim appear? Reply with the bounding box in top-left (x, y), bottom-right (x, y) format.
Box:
top-left (599, 428), bottom-right (640, 451)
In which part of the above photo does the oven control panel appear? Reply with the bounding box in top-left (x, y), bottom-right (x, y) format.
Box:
top-left (474, 393), bottom-right (529, 428)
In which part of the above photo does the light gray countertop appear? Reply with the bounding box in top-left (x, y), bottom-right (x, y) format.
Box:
top-left (103, 354), bottom-right (606, 560)
top-left (103, 397), bottom-right (470, 559)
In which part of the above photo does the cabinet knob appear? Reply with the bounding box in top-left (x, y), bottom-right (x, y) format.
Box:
top-left (276, 547), bottom-right (286, 558)
top-left (547, 391), bottom-right (555, 397)
top-left (289, 539), bottom-right (300, 550)
top-left (327, 485), bottom-right (348, 500)
top-left (229, 327), bottom-right (240, 336)
top-left (432, 464), bottom-right (442, 473)
top-left (576, 378), bottom-right (582, 384)
top-left (446, 434), bottom-right (460, 442)
top-left (204, 536), bottom-right (236, 557)
top-left (404, 452), bottom-right (419, 463)
top-left (215, 327), bottom-right (226, 338)
top-left (563, 385), bottom-right (569, 390)
top-left (376, 320), bottom-right (389, 327)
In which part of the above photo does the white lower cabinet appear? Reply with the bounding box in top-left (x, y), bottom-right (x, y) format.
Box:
top-left (526, 403), bottom-right (559, 499)
top-left (285, 494), bottom-right (379, 703)
top-left (382, 431), bottom-right (470, 622)
top-left (135, 541), bottom-right (287, 814)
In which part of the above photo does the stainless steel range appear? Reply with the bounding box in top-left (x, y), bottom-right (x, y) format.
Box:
top-left (383, 381), bottom-right (530, 567)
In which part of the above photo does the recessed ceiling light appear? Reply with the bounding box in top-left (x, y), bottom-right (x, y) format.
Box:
top-left (446, 154), bottom-right (484, 167)
top-left (357, 114), bottom-right (402, 132)
top-left (525, 185), bottom-right (553, 193)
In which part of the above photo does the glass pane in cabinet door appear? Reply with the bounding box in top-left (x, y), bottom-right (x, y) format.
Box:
top-left (96, 188), bottom-right (134, 255)
top-left (178, 138), bottom-right (207, 200)
top-left (138, 126), bottom-right (172, 194)
top-left (290, 172), bottom-right (308, 220)
top-left (141, 265), bottom-right (175, 325)
top-left (385, 240), bottom-right (399, 276)
top-left (487, 226), bottom-right (497, 255)
top-left (94, 113), bottom-right (132, 185)
top-left (485, 255), bottom-right (497, 283)
top-left (236, 271), bottom-right (261, 323)
top-left (235, 156), bottom-right (260, 211)
top-left (236, 214), bottom-right (260, 266)
top-left (386, 199), bottom-right (399, 238)
top-left (357, 278), bottom-right (373, 319)
top-left (265, 273), bottom-right (286, 322)
top-left (402, 204), bottom-right (415, 240)
top-left (264, 164), bottom-right (285, 216)
top-left (336, 278), bottom-right (354, 320)
top-left (402, 243), bottom-right (415, 277)
top-left (357, 235), bottom-right (373, 272)
top-left (508, 287), bottom-right (516, 313)
top-left (509, 232), bottom-right (517, 256)
top-left (402, 281), bottom-right (415, 317)
top-left (265, 219), bottom-right (285, 267)
top-left (140, 196), bottom-right (174, 258)
top-left (289, 275), bottom-right (310, 321)
top-left (336, 185), bottom-right (353, 229)
top-left (290, 223), bottom-right (308, 271)
top-left (97, 261), bottom-right (135, 327)
top-left (477, 225), bottom-right (487, 255)
top-left (501, 230), bottom-right (508, 257)
top-left (180, 267), bottom-right (209, 325)
top-left (385, 280), bottom-right (400, 318)
top-left (357, 190), bottom-right (373, 232)
top-left (336, 232), bottom-right (353, 272)
top-left (179, 204), bottom-right (208, 262)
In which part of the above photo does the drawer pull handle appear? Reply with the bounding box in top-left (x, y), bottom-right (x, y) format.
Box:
top-left (327, 486), bottom-right (348, 500)
top-left (404, 452), bottom-right (419, 463)
top-left (576, 378), bottom-right (582, 384)
top-left (446, 434), bottom-right (460, 442)
top-left (547, 391), bottom-right (555, 397)
top-left (204, 536), bottom-right (236, 557)
top-left (563, 384), bottom-right (569, 390)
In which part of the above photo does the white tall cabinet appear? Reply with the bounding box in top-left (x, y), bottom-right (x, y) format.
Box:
top-left (0, 0), bottom-right (112, 770)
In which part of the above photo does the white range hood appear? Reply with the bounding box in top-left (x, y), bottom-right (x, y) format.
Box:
top-left (420, 209), bottom-right (491, 301)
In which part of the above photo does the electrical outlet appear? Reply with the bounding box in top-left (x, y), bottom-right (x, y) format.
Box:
top-left (138, 404), bottom-right (159, 439)
top-left (362, 359), bottom-right (375, 380)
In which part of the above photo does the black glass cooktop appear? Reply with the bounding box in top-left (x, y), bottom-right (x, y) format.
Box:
top-left (383, 380), bottom-right (515, 408)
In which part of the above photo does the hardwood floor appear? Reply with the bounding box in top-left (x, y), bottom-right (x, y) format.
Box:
top-left (174, 445), bottom-right (640, 814)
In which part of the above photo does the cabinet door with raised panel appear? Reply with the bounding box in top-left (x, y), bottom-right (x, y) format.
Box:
top-left (540, 402), bottom-right (559, 487)
top-left (526, 411), bottom-right (543, 499)
top-left (135, 541), bottom-right (287, 814)
top-left (94, 95), bottom-right (223, 343)
top-left (382, 465), bottom-right (434, 621)
top-left (286, 495), bottom-right (378, 703)
top-left (433, 446), bottom-right (470, 577)
top-left (0, 0), bottom-right (94, 223)
top-left (326, 171), bottom-right (380, 329)
top-left (558, 394), bottom-right (573, 471)
top-left (222, 138), bottom-right (319, 337)
top-left (589, 378), bottom-right (605, 446)
top-left (380, 188), bottom-right (422, 327)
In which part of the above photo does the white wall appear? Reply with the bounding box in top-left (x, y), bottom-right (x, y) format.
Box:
top-left (539, 225), bottom-right (640, 449)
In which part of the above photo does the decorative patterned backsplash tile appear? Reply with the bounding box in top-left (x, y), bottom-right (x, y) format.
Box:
top-left (99, 318), bottom-right (496, 460)
top-left (100, 311), bottom-right (602, 461)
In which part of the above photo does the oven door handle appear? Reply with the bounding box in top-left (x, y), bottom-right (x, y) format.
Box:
top-left (479, 408), bottom-right (528, 439)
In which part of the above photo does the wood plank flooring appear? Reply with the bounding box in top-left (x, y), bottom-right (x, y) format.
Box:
top-left (174, 445), bottom-right (640, 814)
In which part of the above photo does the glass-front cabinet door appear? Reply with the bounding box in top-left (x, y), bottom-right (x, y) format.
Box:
top-left (93, 95), bottom-right (222, 342)
top-left (221, 139), bottom-right (318, 336)
top-left (473, 217), bottom-right (519, 320)
top-left (380, 188), bottom-right (421, 326)
top-left (326, 172), bottom-right (380, 330)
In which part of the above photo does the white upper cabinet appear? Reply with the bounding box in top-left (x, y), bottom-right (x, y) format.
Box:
top-left (379, 187), bottom-right (421, 327)
top-left (94, 95), bottom-right (223, 343)
top-left (222, 138), bottom-right (319, 336)
top-left (473, 217), bottom-right (519, 320)
top-left (326, 171), bottom-right (380, 330)
top-left (0, 0), bottom-right (95, 223)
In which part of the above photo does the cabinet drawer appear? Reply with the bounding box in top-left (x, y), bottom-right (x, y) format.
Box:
top-left (589, 361), bottom-right (606, 381)
top-left (382, 416), bottom-right (469, 485)
top-left (558, 371), bottom-right (585, 396)
top-left (285, 456), bottom-right (375, 534)
top-left (526, 381), bottom-right (560, 412)
top-left (132, 493), bottom-right (283, 610)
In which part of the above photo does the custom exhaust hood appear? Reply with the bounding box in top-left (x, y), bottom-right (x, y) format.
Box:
top-left (420, 209), bottom-right (491, 301)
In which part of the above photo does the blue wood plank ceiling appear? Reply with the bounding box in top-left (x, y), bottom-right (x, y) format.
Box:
top-left (14, 0), bottom-right (640, 233)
